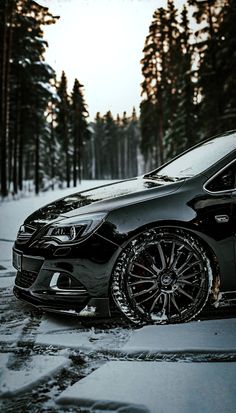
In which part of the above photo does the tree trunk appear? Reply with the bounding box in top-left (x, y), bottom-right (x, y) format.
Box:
top-left (13, 117), bottom-right (18, 195)
top-left (0, 0), bottom-right (14, 197)
top-left (65, 128), bottom-right (70, 187)
top-left (35, 131), bottom-right (39, 195)
top-left (49, 105), bottom-right (55, 190)
top-left (73, 131), bottom-right (77, 187)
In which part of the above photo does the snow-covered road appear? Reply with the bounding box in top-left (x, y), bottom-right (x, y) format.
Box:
top-left (1, 182), bottom-right (236, 412)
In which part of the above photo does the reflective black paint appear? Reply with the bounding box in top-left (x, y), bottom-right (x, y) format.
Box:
top-left (13, 131), bottom-right (236, 317)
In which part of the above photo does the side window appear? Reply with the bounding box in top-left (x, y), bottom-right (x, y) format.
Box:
top-left (205, 161), bottom-right (236, 192)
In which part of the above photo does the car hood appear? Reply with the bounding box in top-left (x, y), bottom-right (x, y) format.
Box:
top-left (25, 177), bottom-right (185, 225)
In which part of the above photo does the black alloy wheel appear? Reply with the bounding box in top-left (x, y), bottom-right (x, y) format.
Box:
top-left (111, 228), bottom-right (213, 325)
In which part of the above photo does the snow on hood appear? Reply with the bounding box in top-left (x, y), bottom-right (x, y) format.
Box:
top-left (25, 177), bottom-right (184, 224)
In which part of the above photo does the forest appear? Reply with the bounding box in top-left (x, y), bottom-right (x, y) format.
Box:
top-left (0, 0), bottom-right (235, 197)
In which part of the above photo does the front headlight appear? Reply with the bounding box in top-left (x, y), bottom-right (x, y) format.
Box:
top-left (44, 212), bottom-right (107, 243)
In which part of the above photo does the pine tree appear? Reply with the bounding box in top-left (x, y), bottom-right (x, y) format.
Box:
top-left (56, 71), bottom-right (71, 187)
top-left (189, 0), bottom-right (226, 137)
top-left (140, 7), bottom-right (166, 169)
top-left (44, 85), bottom-right (60, 190)
top-left (18, 2), bottom-right (57, 194)
top-left (162, 0), bottom-right (184, 159)
top-left (0, 0), bottom-right (14, 197)
top-left (217, 0), bottom-right (236, 130)
top-left (0, 0), bottom-right (58, 196)
top-left (179, 5), bottom-right (196, 149)
top-left (91, 112), bottom-right (105, 179)
top-left (141, 1), bottom-right (188, 164)
top-left (140, 0), bottom-right (228, 163)
top-left (126, 108), bottom-right (140, 177)
top-left (103, 111), bottom-right (118, 179)
top-left (164, 4), bottom-right (196, 158)
top-left (121, 111), bottom-right (129, 178)
top-left (71, 78), bottom-right (89, 185)
top-left (88, 109), bottom-right (142, 180)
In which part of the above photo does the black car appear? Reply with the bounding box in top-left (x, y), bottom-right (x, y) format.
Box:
top-left (13, 131), bottom-right (236, 324)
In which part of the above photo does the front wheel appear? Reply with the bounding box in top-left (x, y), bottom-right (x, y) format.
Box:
top-left (111, 228), bottom-right (213, 325)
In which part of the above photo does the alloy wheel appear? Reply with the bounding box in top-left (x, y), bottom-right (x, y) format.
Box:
top-left (111, 228), bottom-right (212, 324)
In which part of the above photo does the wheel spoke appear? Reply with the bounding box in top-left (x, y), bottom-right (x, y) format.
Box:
top-left (176, 252), bottom-right (193, 274)
top-left (177, 259), bottom-right (201, 276)
top-left (171, 245), bottom-right (184, 269)
top-left (167, 294), bottom-right (171, 317)
top-left (171, 293), bottom-right (181, 314)
top-left (129, 279), bottom-right (156, 287)
top-left (168, 241), bottom-right (176, 267)
top-left (129, 272), bottom-right (156, 281)
top-left (149, 292), bottom-right (162, 312)
top-left (138, 289), bottom-right (160, 305)
top-left (144, 252), bottom-right (162, 275)
top-left (132, 283), bottom-right (157, 298)
top-left (178, 287), bottom-right (194, 301)
top-left (157, 242), bottom-right (166, 269)
top-left (132, 262), bottom-right (156, 276)
top-left (176, 279), bottom-right (194, 286)
top-left (178, 271), bottom-right (199, 280)
top-left (162, 293), bottom-right (168, 311)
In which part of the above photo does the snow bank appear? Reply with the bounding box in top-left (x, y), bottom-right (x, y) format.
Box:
top-left (57, 360), bottom-right (236, 413)
top-left (0, 318), bottom-right (30, 344)
top-left (0, 275), bottom-right (15, 289)
top-left (0, 243), bottom-right (14, 271)
top-left (35, 315), bottom-right (131, 352)
top-left (34, 316), bottom-right (236, 354)
top-left (0, 354), bottom-right (70, 396)
top-left (122, 318), bottom-right (236, 353)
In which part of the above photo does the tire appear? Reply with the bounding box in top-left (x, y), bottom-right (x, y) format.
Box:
top-left (111, 228), bottom-right (213, 325)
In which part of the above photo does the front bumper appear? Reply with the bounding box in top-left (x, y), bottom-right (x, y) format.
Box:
top-left (12, 233), bottom-right (120, 317)
top-left (13, 285), bottom-right (111, 317)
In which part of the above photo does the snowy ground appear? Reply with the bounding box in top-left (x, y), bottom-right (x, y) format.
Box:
top-left (1, 181), bottom-right (236, 413)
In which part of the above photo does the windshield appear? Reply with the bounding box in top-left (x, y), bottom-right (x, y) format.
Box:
top-left (148, 133), bottom-right (236, 180)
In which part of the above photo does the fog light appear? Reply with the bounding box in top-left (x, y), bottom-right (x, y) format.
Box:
top-left (49, 272), bottom-right (61, 289)
top-left (57, 274), bottom-right (71, 289)
top-left (50, 272), bottom-right (72, 289)
top-left (49, 272), bottom-right (87, 294)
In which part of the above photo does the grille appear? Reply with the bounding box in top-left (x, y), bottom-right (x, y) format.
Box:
top-left (15, 270), bottom-right (38, 288)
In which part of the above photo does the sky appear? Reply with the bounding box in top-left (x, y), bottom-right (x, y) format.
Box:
top-left (39, 0), bottom-right (186, 119)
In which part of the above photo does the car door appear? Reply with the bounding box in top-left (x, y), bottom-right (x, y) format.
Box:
top-left (204, 159), bottom-right (236, 291)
